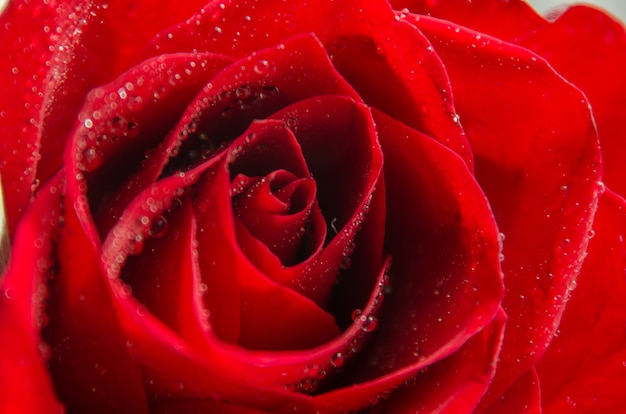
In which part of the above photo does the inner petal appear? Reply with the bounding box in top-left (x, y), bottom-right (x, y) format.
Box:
top-left (233, 171), bottom-right (318, 266)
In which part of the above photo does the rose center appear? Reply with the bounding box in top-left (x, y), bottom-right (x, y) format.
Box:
top-left (231, 170), bottom-right (319, 266)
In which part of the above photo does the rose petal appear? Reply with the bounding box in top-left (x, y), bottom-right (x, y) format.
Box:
top-left (98, 0), bottom-right (213, 75)
top-left (98, 146), bottom-right (393, 408)
top-left (267, 97), bottom-right (384, 308)
top-left (537, 191), bottom-right (626, 413)
top-left (119, 200), bottom-right (213, 350)
top-left (480, 368), bottom-right (542, 414)
top-left (0, 177), bottom-right (64, 413)
top-left (233, 174), bottom-right (319, 265)
top-left (345, 109), bottom-right (503, 381)
top-left (298, 107), bottom-right (503, 412)
top-left (162, 33), bottom-right (361, 175)
top-left (0, 0), bottom-right (224, 236)
top-left (42, 180), bottom-right (149, 413)
top-left (36, 2), bottom-right (117, 188)
top-left (389, 0), bottom-right (546, 40)
top-left (399, 2), bottom-right (626, 201)
top-left (0, 1), bottom-right (56, 235)
top-left (413, 15), bottom-right (602, 406)
top-left (100, 161), bottom-right (306, 411)
top-left (141, 0), bottom-right (472, 166)
top-left (515, 6), bottom-right (626, 198)
top-left (95, 34), bottom-right (358, 241)
top-left (363, 308), bottom-right (506, 414)
top-left (66, 52), bottom-right (233, 237)
top-left (192, 119), bottom-right (344, 347)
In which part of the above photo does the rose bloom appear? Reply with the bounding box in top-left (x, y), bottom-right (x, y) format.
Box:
top-left (0, 0), bottom-right (625, 412)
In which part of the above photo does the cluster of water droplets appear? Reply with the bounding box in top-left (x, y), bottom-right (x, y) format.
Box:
top-left (162, 69), bottom-right (281, 175)
top-left (288, 268), bottom-right (390, 394)
top-left (74, 55), bottom-right (216, 173)
top-left (214, 81), bottom-right (279, 119)
top-left (335, 192), bottom-right (373, 273)
top-left (103, 187), bottom-right (186, 280)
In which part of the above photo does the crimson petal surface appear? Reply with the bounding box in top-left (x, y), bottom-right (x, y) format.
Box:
top-left (413, 14), bottom-right (601, 406)
top-left (537, 191), bottom-right (626, 413)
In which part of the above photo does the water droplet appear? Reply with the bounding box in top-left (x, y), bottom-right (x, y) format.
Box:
top-left (253, 59), bottom-right (269, 74)
top-left (330, 352), bottom-right (345, 368)
top-left (124, 121), bottom-right (139, 138)
top-left (566, 396), bottom-right (577, 407)
top-left (378, 274), bottom-right (390, 288)
top-left (340, 256), bottom-right (352, 270)
top-left (259, 85), bottom-right (279, 99)
top-left (149, 216), bottom-right (168, 237)
top-left (296, 378), bottom-right (318, 393)
top-left (120, 284), bottom-right (133, 297)
top-left (128, 95), bottom-right (144, 111)
top-left (351, 308), bottom-right (362, 321)
top-left (286, 117), bottom-right (298, 129)
top-left (3, 287), bottom-right (15, 299)
top-left (412, 344), bottom-right (421, 357)
top-left (235, 84), bottom-right (252, 99)
top-left (360, 315), bottom-right (378, 332)
top-left (304, 364), bottom-right (326, 380)
top-left (38, 342), bottom-right (52, 359)
top-left (127, 234), bottom-right (145, 255)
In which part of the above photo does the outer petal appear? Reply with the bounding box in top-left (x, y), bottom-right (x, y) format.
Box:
top-left (515, 7), bottom-right (626, 198)
top-left (395, 2), bottom-right (626, 199)
top-left (0, 0), bottom-right (210, 235)
top-left (537, 191), bottom-right (626, 413)
top-left (140, 0), bottom-right (473, 166)
top-left (371, 308), bottom-right (506, 414)
top-left (306, 108), bottom-right (504, 413)
top-left (481, 368), bottom-right (542, 414)
top-left (42, 179), bottom-right (149, 413)
top-left (389, 0), bottom-right (546, 40)
top-left (413, 15), bottom-right (601, 407)
top-left (0, 0), bottom-right (56, 235)
top-left (0, 177), bottom-right (64, 413)
top-left (72, 51), bottom-right (233, 237)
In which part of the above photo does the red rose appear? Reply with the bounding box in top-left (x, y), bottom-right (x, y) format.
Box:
top-left (1, 0), bottom-right (624, 412)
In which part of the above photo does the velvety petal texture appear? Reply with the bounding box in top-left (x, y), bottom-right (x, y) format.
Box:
top-left (399, 1), bottom-right (626, 200)
top-left (0, 0), bottom-right (623, 413)
top-left (0, 1), bottom-right (56, 236)
top-left (0, 177), bottom-right (64, 413)
top-left (412, 13), bottom-right (601, 408)
top-left (537, 191), bottom-right (626, 413)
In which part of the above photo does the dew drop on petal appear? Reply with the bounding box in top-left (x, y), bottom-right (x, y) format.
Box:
top-left (360, 315), bottom-right (378, 332)
top-left (149, 216), bottom-right (168, 237)
top-left (296, 378), bottom-right (318, 393)
top-left (235, 84), bottom-right (252, 99)
top-left (3, 287), bottom-right (15, 299)
top-left (330, 352), bottom-right (345, 368)
top-left (253, 59), bottom-right (269, 75)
